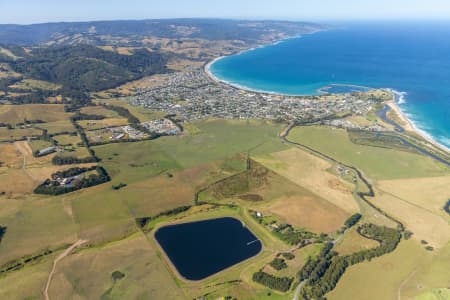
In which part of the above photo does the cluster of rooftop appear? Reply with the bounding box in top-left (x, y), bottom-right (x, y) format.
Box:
top-left (128, 70), bottom-right (383, 124)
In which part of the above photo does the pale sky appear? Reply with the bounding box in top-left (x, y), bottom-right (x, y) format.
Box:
top-left (1, 0), bottom-right (450, 24)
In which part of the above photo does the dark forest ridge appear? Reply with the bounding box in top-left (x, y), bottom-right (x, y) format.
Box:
top-left (0, 18), bottom-right (324, 46)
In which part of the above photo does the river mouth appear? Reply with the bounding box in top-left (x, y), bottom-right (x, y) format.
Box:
top-left (155, 217), bottom-right (262, 281)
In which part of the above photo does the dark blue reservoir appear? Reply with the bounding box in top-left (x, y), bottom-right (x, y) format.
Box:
top-left (155, 217), bottom-right (262, 280)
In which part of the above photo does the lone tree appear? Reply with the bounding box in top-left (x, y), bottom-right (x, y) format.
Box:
top-left (111, 270), bottom-right (125, 283)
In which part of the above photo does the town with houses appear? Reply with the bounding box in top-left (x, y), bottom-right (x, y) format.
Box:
top-left (128, 69), bottom-right (389, 130)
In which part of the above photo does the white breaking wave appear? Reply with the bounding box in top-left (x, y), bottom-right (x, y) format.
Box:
top-left (388, 88), bottom-right (408, 104)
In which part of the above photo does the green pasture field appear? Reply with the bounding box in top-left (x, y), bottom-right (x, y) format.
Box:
top-left (49, 234), bottom-right (185, 300)
top-left (0, 251), bottom-right (59, 300)
top-left (0, 127), bottom-right (42, 141)
top-left (94, 99), bottom-right (167, 122)
top-left (288, 126), bottom-right (449, 180)
top-left (0, 104), bottom-right (73, 125)
top-left (38, 120), bottom-right (77, 135)
top-left (327, 240), bottom-right (434, 300)
top-left (28, 139), bottom-right (53, 152)
top-left (53, 134), bottom-right (80, 146)
top-left (10, 79), bottom-right (61, 91)
top-left (0, 197), bottom-right (78, 266)
top-left (94, 119), bottom-right (288, 184)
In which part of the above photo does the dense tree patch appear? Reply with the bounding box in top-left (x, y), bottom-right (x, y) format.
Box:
top-left (252, 271), bottom-right (293, 292)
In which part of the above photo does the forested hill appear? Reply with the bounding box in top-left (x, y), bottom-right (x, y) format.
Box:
top-left (0, 19), bottom-right (323, 106)
top-left (0, 19), bottom-right (323, 46)
top-left (0, 44), bottom-right (168, 104)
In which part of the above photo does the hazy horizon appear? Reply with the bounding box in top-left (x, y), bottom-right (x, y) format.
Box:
top-left (1, 0), bottom-right (450, 25)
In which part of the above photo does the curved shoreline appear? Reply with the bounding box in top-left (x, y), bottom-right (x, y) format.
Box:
top-left (205, 47), bottom-right (450, 154)
top-left (204, 34), bottom-right (325, 97)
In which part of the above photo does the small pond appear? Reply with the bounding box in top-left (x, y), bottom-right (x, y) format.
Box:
top-left (155, 217), bottom-right (262, 280)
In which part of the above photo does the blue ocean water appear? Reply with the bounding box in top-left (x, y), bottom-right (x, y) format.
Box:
top-left (210, 22), bottom-right (450, 149)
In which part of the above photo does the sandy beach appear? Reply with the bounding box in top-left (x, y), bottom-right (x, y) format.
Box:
top-left (386, 98), bottom-right (449, 152)
top-left (204, 56), bottom-right (225, 84)
top-left (386, 99), bottom-right (414, 131)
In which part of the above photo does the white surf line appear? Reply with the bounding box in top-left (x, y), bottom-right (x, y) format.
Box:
top-left (44, 239), bottom-right (88, 300)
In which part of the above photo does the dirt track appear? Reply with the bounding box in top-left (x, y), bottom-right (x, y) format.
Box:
top-left (44, 239), bottom-right (88, 300)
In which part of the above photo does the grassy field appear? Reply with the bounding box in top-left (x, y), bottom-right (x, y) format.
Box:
top-left (0, 168), bottom-right (36, 194)
top-left (28, 139), bottom-right (53, 153)
top-left (261, 193), bottom-right (349, 234)
top-left (80, 105), bottom-right (121, 118)
top-left (38, 120), bottom-right (77, 135)
top-left (0, 143), bottom-right (22, 168)
top-left (94, 99), bottom-right (167, 122)
top-left (377, 176), bottom-right (450, 217)
top-left (94, 141), bottom-right (180, 184)
top-left (57, 146), bottom-right (91, 159)
top-left (53, 134), bottom-right (81, 146)
top-left (288, 126), bottom-right (449, 180)
top-left (0, 251), bottom-right (58, 300)
top-left (49, 235), bottom-right (185, 300)
top-left (0, 104), bottom-right (73, 124)
top-left (334, 226), bottom-right (379, 255)
top-left (415, 289), bottom-right (450, 300)
top-left (254, 148), bottom-right (359, 214)
top-left (151, 119), bottom-right (290, 169)
top-left (121, 159), bottom-right (245, 217)
top-left (121, 173), bottom-right (195, 217)
top-left (10, 79), bottom-right (61, 91)
top-left (328, 240), bottom-right (433, 300)
top-left (78, 118), bottom-right (129, 130)
top-left (401, 242), bottom-right (450, 300)
top-left (64, 184), bottom-right (136, 243)
top-left (0, 127), bottom-right (42, 141)
top-left (199, 156), bottom-right (351, 234)
top-left (374, 191), bottom-right (450, 249)
top-left (94, 119), bottom-right (288, 184)
top-left (0, 197), bottom-right (78, 266)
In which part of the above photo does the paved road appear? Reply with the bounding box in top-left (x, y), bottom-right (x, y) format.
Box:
top-left (292, 280), bottom-right (306, 300)
top-left (291, 228), bottom-right (348, 300)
